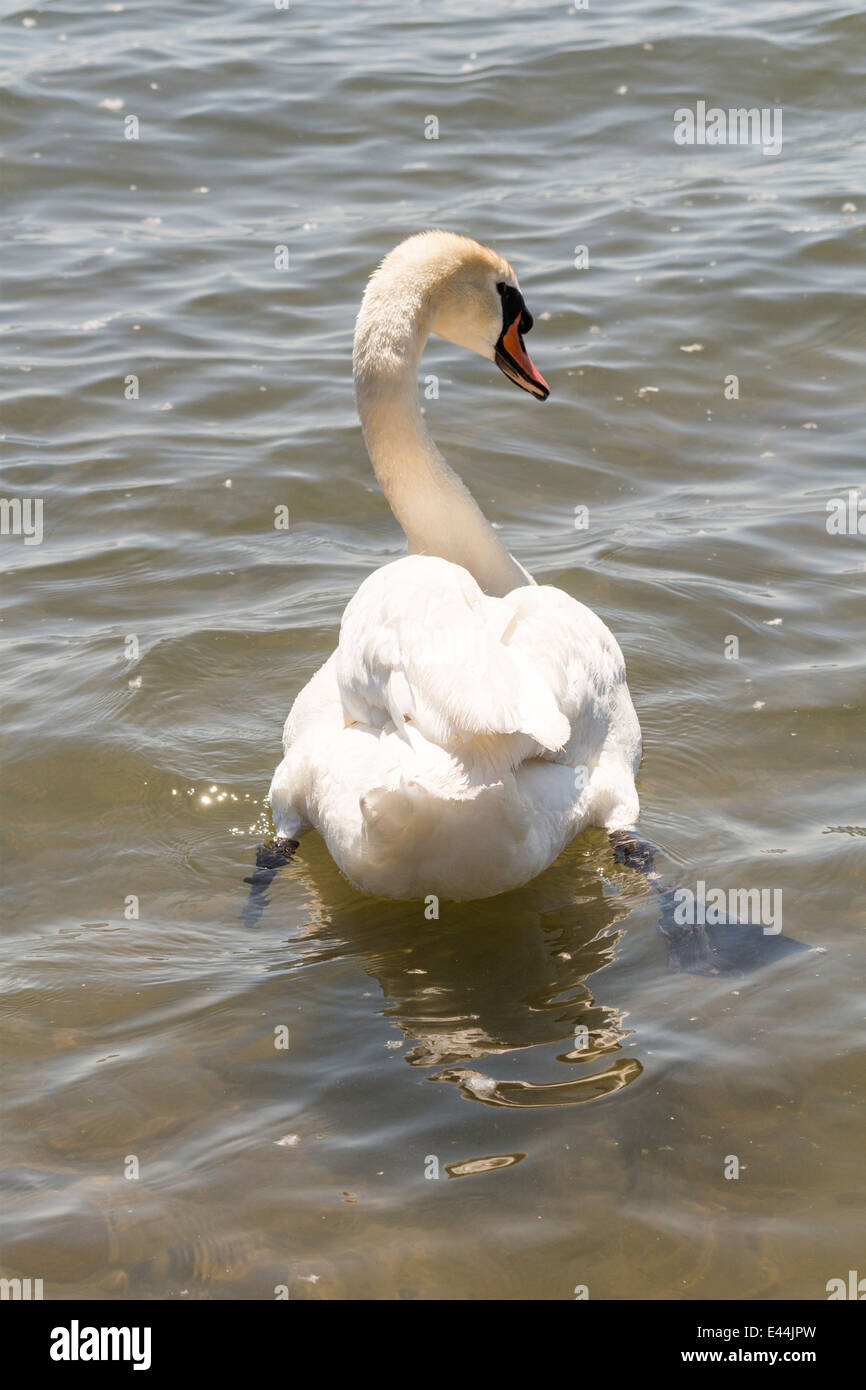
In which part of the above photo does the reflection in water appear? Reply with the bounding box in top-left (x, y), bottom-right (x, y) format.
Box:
top-left (445, 1153), bottom-right (525, 1177)
top-left (436, 1060), bottom-right (642, 1108)
top-left (247, 825), bottom-right (810, 1112)
top-left (3, 830), bottom-right (814, 1297)
top-left (257, 832), bottom-right (645, 1108)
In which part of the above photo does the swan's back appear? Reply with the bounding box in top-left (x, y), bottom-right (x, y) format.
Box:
top-left (269, 555), bottom-right (640, 899)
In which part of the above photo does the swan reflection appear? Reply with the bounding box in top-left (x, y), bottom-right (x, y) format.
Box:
top-left (261, 832), bottom-right (645, 1108)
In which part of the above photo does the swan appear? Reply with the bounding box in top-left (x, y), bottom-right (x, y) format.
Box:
top-left (264, 231), bottom-right (642, 900)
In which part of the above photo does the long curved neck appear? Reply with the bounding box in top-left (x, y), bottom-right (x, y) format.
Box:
top-left (353, 276), bottom-right (529, 598)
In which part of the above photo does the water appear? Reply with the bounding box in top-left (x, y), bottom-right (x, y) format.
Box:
top-left (2, 0), bottom-right (864, 1300)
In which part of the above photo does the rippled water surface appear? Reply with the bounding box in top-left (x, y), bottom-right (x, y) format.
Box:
top-left (2, 0), bottom-right (865, 1299)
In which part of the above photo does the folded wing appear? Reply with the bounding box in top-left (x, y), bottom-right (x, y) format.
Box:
top-left (335, 555), bottom-right (627, 764)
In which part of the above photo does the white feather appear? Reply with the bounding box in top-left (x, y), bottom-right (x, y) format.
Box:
top-left (269, 553), bottom-right (640, 899)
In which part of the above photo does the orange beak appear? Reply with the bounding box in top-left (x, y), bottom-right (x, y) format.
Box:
top-left (495, 315), bottom-right (550, 401)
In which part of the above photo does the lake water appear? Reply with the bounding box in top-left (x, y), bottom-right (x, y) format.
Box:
top-left (1, 0), bottom-right (864, 1300)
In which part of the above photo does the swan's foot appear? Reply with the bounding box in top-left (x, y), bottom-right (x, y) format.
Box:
top-left (240, 837), bottom-right (299, 928)
top-left (245, 837), bottom-right (299, 880)
top-left (609, 830), bottom-right (656, 876)
top-left (610, 832), bottom-right (722, 972)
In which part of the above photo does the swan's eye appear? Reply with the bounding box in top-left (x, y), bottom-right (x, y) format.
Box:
top-left (496, 282), bottom-right (506, 295)
top-left (498, 282), bottom-right (531, 333)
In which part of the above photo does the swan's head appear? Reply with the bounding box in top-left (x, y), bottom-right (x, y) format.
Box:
top-left (428, 233), bottom-right (550, 401)
top-left (359, 231), bottom-right (550, 402)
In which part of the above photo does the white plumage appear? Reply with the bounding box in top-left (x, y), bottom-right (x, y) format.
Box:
top-left (267, 232), bottom-right (641, 899)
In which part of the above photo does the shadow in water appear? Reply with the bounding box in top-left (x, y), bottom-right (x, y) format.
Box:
top-left (609, 829), bottom-right (808, 975)
top-left (282, 835), bottom-right (643, 1107)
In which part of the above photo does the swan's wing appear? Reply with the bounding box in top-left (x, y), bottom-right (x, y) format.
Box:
top-left (497, 582), bottom-right (637, 765)
top-left (335, 555), bottom-right (571, 752)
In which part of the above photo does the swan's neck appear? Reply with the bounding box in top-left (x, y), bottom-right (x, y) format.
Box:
top-left (353, 278), bottom-right (529, 598)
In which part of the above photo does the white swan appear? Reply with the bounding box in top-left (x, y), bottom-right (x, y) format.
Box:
top-left (267, 231), bottom-right (641, 900)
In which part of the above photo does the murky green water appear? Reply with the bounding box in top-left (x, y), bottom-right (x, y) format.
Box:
top-left (1, 0), bottom-right (864, 1299)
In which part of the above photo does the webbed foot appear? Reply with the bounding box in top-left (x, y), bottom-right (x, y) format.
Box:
top-left (240, 837), bottom-right (299, 928)
top-left (609, 830), bottom-right (657, 875)
top-left (244, 837), bottom-right (299, 882)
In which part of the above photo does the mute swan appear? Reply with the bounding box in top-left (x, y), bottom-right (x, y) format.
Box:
top-left (264, 231), bottom-right (642, 900)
